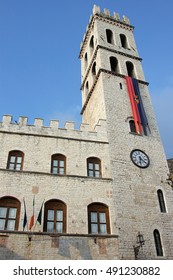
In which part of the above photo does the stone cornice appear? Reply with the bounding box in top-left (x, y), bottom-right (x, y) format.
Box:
top-left (81, 45), bottom-right (142, 89)
top-left (0, 230), bottom-right (118, 238)
top-left (81, 69), bottom-right (149, 115)
top-left (0, 168), bottom-right (112, 181)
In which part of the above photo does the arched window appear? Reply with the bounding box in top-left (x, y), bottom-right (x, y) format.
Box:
top-left (7, 150), bottom-right (24, 171)
top-left (120, 34), bottom-right (128, 49)
top-left (126, 61), bottom-right (135, 77)
top-left (129, 120), bottom-right (136, 133)
top-left (157, 190), bottom-right (166, 213)
top-left (43, 199), bottom-right (66, 233)
top-left (110, 57), bottom-right (119, 73)
top-left (153, 229), bottom-right (163, 256)
top-left (84, 53), bottom-right (88, 69)
top-left (85, 81), bottom-right (89, 96)
top-left (88, 203), bottom-right (110, 234)
top-left (0, 196), bottom-right (20, 231)
top-left (51, 154), bottom-right (66, 175)
top-left (87, 157), bottom-right (101, 178)
top-left (106, 29), bottom-right (114, 44)
top-left (92, 62), bottom-right (96, 76)
top-left (90, 36), bottom-right (94, 53)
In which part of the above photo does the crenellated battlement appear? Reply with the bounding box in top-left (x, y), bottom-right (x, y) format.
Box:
top-left (0, 115), bottom-right (108, 142)
top-left (92, 5), bottom-right (130, 25)
top-left (79, 5), bottom-right (132, 56)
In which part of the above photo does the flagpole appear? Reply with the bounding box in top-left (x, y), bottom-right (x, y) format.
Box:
top-left (29, 195), bottom-right (35, 231)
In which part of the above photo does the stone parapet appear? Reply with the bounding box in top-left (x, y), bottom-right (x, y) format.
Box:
top-left (0, 115), bottom-right (108, 143)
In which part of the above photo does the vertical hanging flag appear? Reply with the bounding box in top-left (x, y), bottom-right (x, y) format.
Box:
top-left (37, 201), bottom-right (44, 225)
top-left (132, 78), bottom-right (150, 135)
top-left (125, 76), bottom-right (150, 135)
top-left (23, 198), bottom-right (28, 231)
top-left (29, 196), bottom-right (35, 230)
top-left (125, 76), bottom-right (142, 134)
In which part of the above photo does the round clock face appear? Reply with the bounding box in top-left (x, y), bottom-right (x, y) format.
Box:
top-left (130, 149), bottom-right (150, 168)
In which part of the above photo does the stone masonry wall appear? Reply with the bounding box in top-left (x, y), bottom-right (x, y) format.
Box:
top-left (0, 232), bottom-right (118, 260)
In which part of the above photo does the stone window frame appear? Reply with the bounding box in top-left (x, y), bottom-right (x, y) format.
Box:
top-left (51, 154), bottom-right (66, 175)
top-left (7, 150), bottom-right (24, 171)
top-left (88, 203), bottom-right (110, 234)
top-left (87, 157), bottom-right (102, 178)
top-left (43, 199), bottom-right (67, 233)
top-left (0, 196), bottom-right (21, 231)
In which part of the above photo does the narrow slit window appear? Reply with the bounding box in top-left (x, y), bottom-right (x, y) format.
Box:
top-left (157, 190), bottom-right (166, 213)
top-left (153, 229), bottom-right (163, 256)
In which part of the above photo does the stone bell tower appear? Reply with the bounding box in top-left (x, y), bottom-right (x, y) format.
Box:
top-left (79, 5), bottom-right (173, 259)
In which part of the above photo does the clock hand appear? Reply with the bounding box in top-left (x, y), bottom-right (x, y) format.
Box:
top-left (139, 156), bottom-right (142, 165)
top-left (140, 157), bottom-right (147, 163)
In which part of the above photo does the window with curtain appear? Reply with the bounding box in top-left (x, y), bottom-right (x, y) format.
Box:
top-left (43, 199), bottom-right (66, 233)
top-left (51, 154), bottom-right (66, 175)
top-left (0, 196), bottom-right (20, 231)
top-left (7, 150), bottom-right (24, 171)
top-left (88, 203), bottom-right (110, 234)
top-left (87, 157), bottom-right (101, 178)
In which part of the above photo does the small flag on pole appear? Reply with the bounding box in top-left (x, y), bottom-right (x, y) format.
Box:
top-left (23, 198), bottom-right (27, 231)
top-left (37, 201), bottom-right (44, 225)
top-left (29, 196), bottom-right (35, 230)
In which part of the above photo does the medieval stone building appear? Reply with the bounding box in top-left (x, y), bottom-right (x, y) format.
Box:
top-left (0, 5), bottom-right (173, 260)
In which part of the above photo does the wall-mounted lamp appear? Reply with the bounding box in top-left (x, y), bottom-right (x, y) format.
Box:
top-left (133, 232), bottom-right (145, 259)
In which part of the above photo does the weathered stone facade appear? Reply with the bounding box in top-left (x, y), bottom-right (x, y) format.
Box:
top-left (0, 5), bottom-right (173, 260)
top-left (168, 159), bottom-right (173, 176)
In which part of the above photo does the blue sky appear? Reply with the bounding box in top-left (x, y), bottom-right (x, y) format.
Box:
top-left (0, 0), bottom-right (172, 159)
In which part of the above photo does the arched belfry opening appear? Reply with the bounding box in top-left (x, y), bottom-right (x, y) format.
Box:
top-left (126, 61), bottom-right (135, 77)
